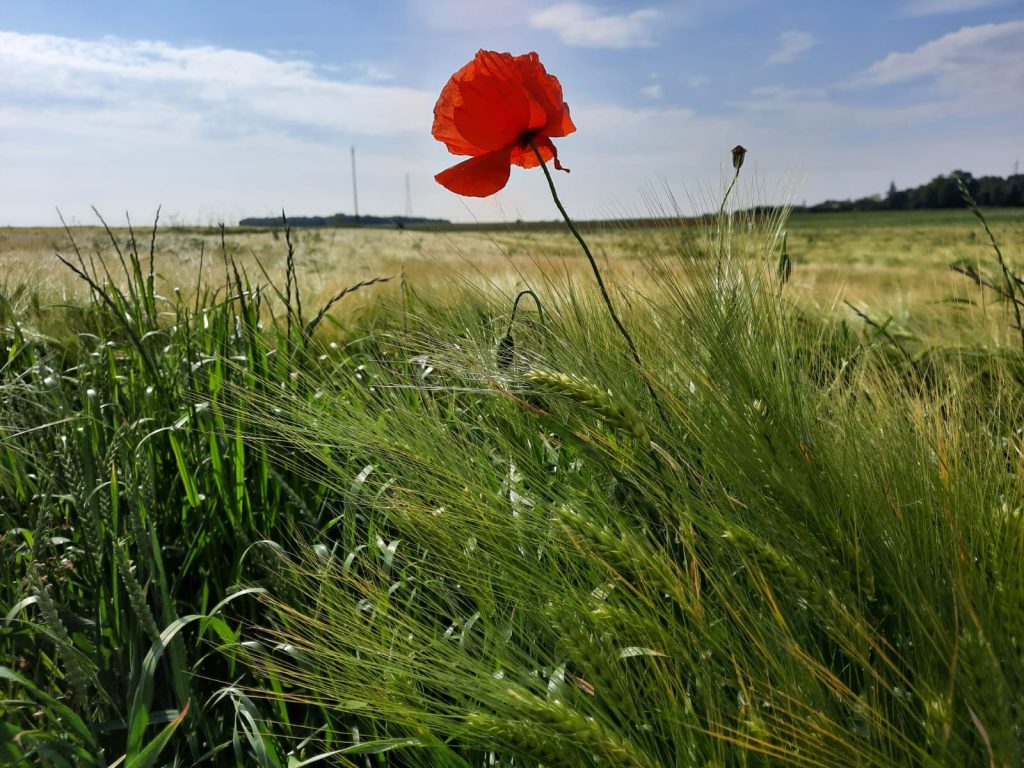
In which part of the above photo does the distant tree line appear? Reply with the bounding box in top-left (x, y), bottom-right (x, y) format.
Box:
top-left (805, 170), bottom-right (1024, 213)
top-left (237, 213), bottom-right (451, 228)
top-left (238, 169), bottom-right (1022, 228)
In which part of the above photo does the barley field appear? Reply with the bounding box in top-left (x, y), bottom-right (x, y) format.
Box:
top-left (2, 205), bottom-right (1023, 766)
top-left (5, 207), bottom-right (1023, 317)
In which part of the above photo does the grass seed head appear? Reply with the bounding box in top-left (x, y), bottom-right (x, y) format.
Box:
top-left (524, 369), bottom-right (649, 442)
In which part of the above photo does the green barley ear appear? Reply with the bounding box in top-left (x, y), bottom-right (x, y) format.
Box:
top-left (503, 686), bottom-right (657, 768)
top-left (524, 369), bottom-right (649, 442)
top-left (465, 712), bottom-right (585, 767)
top-left (922, 694), bottom-right (953, 762)
top-left (722, 526), bottom-right (845, 622)
top-left (556, 506), bottom-right (692, 610)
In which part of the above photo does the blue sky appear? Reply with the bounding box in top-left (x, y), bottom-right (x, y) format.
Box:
top-left (1, 0), bottom-right (1021, 225)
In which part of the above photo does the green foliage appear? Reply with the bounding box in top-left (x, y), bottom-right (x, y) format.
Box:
top-left (806, 170), bottom-right (1024, 212)
top-left (241, 211), bottom-right (1023, 765)
top-left (0, 218), bottom-right (374, 765)
top-left (2, 203), bottom-right (1022, 766)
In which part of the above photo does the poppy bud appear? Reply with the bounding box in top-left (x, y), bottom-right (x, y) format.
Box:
top-left (777, 231), bottom-right (792, 285)
top-left (732, 145), bottom-right (747, 171)
top-left (496, 333), bottom-right (515, 369)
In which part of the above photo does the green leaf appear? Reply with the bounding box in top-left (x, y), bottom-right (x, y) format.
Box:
top-left (0, 667), bottom-right (96, 749)
top-left (341, 738), bottom-right (425, 754)
top-left (167, 429), bottom-right (199, 508)
top-left (124, 700), bottom-right (190, 768)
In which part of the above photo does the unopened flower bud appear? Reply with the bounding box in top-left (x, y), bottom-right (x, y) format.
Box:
top-left (777, 231), bottom-right (792, 285)
top-left (497, 334), bottom-right (515, 369)
top-left (732, 145), bottom-right (747, 171)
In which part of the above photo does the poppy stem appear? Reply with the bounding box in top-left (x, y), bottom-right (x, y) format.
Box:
top-left (529, 140), bottom-right (668, 427)
top-left (718, 165), bottom-right (741, 222)
top-left (507, 288), bottom-right (544, 337)
top-left (716, 163), bottom-right (742, 286)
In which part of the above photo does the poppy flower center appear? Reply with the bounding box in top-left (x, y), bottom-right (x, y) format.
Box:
top-left (516, 129), bottom-right (539, 149)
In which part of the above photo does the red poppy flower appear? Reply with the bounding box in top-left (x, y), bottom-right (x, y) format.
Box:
top-left (432, 50), bottom-right (576, 197)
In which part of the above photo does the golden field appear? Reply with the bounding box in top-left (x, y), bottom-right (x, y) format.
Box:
top-left (3, 208), bottom-right (1023, 345)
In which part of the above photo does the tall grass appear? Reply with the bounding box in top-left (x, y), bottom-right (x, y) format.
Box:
top-left (1, 200), bottom-right (1021, 766)
top-left (239, 206), bottom-right (1023, 765)
top-left (0, 218), bottom-right (385, 765)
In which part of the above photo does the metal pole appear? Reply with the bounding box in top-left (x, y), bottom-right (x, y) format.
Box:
top-left (351, 146), bottom-right (359, 221)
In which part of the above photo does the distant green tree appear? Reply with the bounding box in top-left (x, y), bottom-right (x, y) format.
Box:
top-left (885, 181), bottom-right (907, 210)
top-left (808, 170), bottom-right (1021, 213)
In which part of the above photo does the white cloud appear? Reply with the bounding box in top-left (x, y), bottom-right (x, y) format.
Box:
top-left (901, 0), bottom-right (1010, 17)
top-left (850, 20), bottom-right (1024, 111)
top-left (350, 62), bottom-right (397, 82)
top-left (641, 83), bottom-right (663, 98)
top-left (0, 27), bottom-right (1020, 227)
top-left (529, 3), bottom-right (661, 49)
top-left (0, 31), bottom-right (432, 137)
top-left (767, 30), bottom-right (817, 65)
top-left (0, 30), bottom-right (445, 225)
top-left (731, 85), bottom-right (945, 128)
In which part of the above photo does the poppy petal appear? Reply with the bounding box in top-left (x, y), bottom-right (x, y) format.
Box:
top-left (432, 51), bottom-right (530, 155)
top-left (511, 137), bottom-right (569, 173)
top-left (432, 50), bottom-right (575, 196)
top-left (547, 104), bottom-right (576, 138)
top-left (510, 140), bottom-right (551, 169)
top-left (512, 52), bottom-right (575, 137)
top-left (435, 147), bottom-right (513, 197)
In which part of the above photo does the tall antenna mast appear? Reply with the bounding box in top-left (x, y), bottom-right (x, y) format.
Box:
top-left (350, 146), bottom-right (360, 221)
top-left (404, 172), bottom-right (412, 218)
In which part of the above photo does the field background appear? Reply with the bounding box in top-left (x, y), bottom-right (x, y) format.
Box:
top-left (4, 209), bottom-right (1023, 321)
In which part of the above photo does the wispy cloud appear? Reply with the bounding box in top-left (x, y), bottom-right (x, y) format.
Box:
top-left (0, 31), bottom-right (432, 138)
top-left (766, 30), bottom-right (817, 65)
top-left (900, 0), bottom-right (1011, 17)
top-left (0, 30), bottom-right (442, 225)
top-left (349, 62), bottom-right (397, 82)
top-left (640, 83), bottom-right (663, 98)
top-left (850, 20), bottom-right (1024, 111)
top-left (529, 3), bottom-right (661, 49)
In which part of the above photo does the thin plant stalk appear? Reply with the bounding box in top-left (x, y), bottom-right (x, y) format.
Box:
top-left (954, 174), bottom-right (1024, 351)
top-left (718, 164), bottom-right (741, 223)
top-left (717, 150), bottom-right (744, 281)
top-left (529, 140), bottom-right (667, 424)
top-left (505, 288), bottom-right (544, 337)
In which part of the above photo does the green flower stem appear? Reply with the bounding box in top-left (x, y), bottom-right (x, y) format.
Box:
top-left (718, 165), bottom-right (741, 223)
top-left (716, 165), bottom-right (741, 275)
top-left (530, 140), bottom-right (667, 425)
top-left (507, 288), bottom-right (544, 336)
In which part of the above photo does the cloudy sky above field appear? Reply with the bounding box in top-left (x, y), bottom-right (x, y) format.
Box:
top-left (1, 0), bottom-right (1022, 225)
